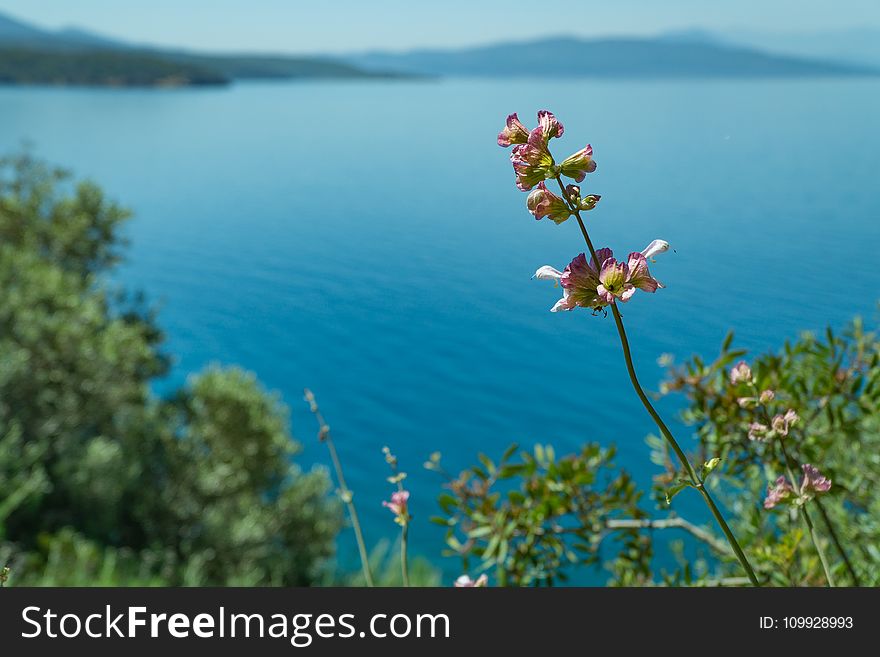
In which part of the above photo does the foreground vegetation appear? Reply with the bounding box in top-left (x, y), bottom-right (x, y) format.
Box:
top-left (1, 152), bottom-right (877, 587)
top-left (0, 154), bottom-right (340, 585)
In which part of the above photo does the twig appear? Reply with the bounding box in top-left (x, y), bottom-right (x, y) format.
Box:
top-left (813, 497), bottom-right (861, 586)
top-left (303, 389), bottom-right (374, 587)
top-left (777, 440), bottom-right (835, 587)
top-left (604, 517), bottom-right (730, 555)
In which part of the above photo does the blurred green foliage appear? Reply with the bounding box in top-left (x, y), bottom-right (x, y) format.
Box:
top-left (431, 444), bottom-right (653, 586)
top-left (655, 321), bottom-right (880, 586)
top-left (438, 320), bottom-right (880, 586)
top-left (0, 153), bottom-right (341, 586)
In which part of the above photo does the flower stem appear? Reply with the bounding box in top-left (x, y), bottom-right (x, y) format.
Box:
top-left (552, 177), bottom-right (760, 586)
top-left (401, 523), bottom-right (410, 587)
top-left (777, 440), bottom-right (836, 586)
top-left (304, 389), bottom-right (375, 587)
top-left (813, 497), bottom-right (860, 586)
top-left (609, 304), bottom-right (760, 586)
top-left (555, 177), bottom-right (601, 263)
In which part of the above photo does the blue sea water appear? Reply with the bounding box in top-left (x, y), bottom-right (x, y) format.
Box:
top-left (2, 78), bottom-right (879, 581)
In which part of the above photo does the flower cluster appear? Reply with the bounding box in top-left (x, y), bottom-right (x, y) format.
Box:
top-left (748, 409), bottom-right (799, 441)
top-left (763, 464), bottom-right (832, 509)
top-left (382, 490), bottom-right (410, 526)
top-left (498, 110), bottom-right (596, 194)
top-left (534, 240), bottom-right (667, 312)
top-left (499, 110), bottom-right (670, 312)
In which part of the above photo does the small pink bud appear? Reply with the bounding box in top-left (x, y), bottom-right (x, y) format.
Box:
top-left (759, 389), bottom-right (775, 404)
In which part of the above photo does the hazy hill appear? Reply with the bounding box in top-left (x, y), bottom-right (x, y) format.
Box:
top-left (0, 10), bottom-right (400, 86)
top-left (1, 10), bottom-right (876, 87)
top-left (0, 47), bottom-right (227, 87)
top-left (698, 27), bottom-right (880, 68)
top-left (347, 35), bottom-right (879, 78)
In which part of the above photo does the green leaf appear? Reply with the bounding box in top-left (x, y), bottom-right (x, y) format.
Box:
top-left (467, 525), bottom-right (494, 539)
top-left (501, 443), bottom-right (519, 464)
top-left (721, 331), bottom-right (735, 353)
top-left (665, 478), bottom-right (695, 505)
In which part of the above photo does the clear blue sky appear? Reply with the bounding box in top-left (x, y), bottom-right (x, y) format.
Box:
top-left (1, 0), bottom-right (878, 54)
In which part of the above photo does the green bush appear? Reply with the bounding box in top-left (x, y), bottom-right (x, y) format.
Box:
top-left (0, 154), bottom-right (341, 586)
top-left (438, 320), bottom-right (880, 586)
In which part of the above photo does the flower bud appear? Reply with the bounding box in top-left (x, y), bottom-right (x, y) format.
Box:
top-left (579, 194), bottom-right (601, 211)
top-left (759, 389), bottom-right (775, 404)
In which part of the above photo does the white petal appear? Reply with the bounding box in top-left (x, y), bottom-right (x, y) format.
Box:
top-left (550, 294), bottom-right (573, 312)
top-left (533, 265), bottom-right (563, 281)
top-left (641, 239), bottom-right (670, 261)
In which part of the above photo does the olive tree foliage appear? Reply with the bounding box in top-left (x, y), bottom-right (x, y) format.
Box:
top-left (0, 154), bottom-right (340, 586)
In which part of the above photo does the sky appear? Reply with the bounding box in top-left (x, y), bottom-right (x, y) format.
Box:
top-left (1, 0), bottom-right (879, 54)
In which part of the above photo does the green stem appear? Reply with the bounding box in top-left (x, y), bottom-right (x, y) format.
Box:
top-left (778, 441), bottom-right (835, 587)
top-left (552, 176), bottom-right (760, 585)
top-left (304, 389), bottom-right (375, 587)
top-left (610, 304), bottom-right (760, 586)
top-left (401, 523), bottom-right (410, 587)
top-left (813, 496), bottom-right (860, 586)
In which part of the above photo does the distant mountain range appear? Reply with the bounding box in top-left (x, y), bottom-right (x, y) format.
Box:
top-left (662, 27), bottom-right (880, 68)
top-left (347, 35), bottom-right (877, 78)
top-left (0, 10), bottom-right (877, 87)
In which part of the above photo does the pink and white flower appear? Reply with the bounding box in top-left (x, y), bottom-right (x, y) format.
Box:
top-left (534, 241), bottom-right (667, 312)
top-left (454, 574), bottom-right (489, 587)
top-left (497, 113), bottom-right (529, 147)
top-left (799, 464), bottom-right (831, 499)
top-left (729, 361), bottom-right (752, 385)
top-left (763, 476), bottom-right (794, 509)
top-left (382, 490), bottom-right (410, 525)
top-left (771, 409), bottom-right (799, 437)
top-left (510, 127), bottom-right (556, 191)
